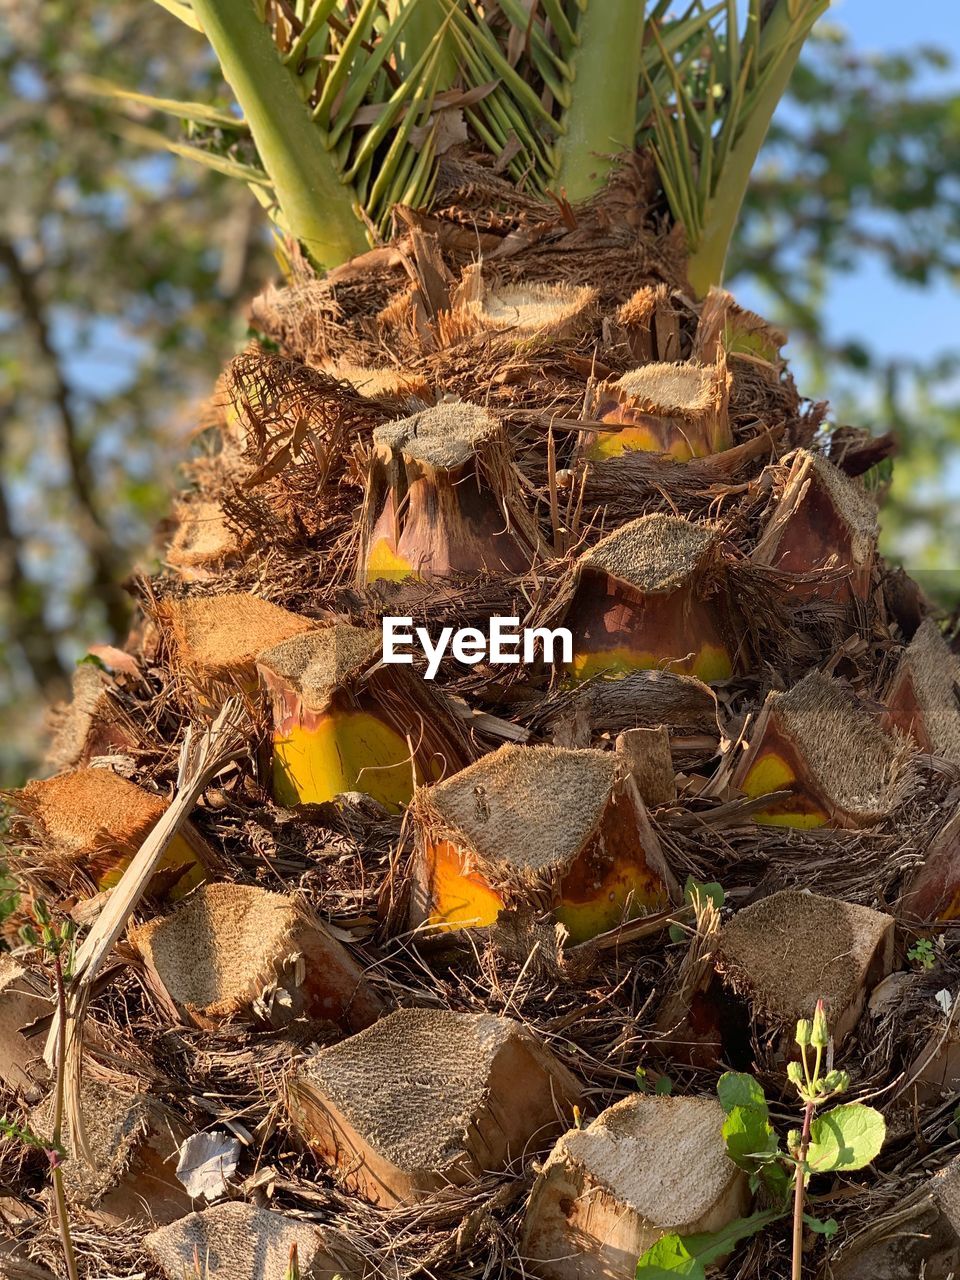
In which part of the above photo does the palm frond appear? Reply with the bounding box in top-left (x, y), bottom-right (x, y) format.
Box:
top-left (644, 0), bottom-right (830, 292)
top-left (134, 0), bottom-right (825, 279)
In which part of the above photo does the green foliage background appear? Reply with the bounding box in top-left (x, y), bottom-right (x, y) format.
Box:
top-left (1, 3), bottom-right (958, 783)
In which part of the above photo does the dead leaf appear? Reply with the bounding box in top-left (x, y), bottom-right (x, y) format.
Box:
top-left (176, 1129), bottom-right (241, 1202)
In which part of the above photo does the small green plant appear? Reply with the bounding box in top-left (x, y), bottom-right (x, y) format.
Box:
top-left (635, 1001), bottom-right (885, 1279)
top-left (285, 1242), bottom-right (300, 1280)
top-left (5, 899), bottom-right (79, 1280)
top-left (907, 938), bottom-right (936, 970)
top-left (636, 1067), bottom-right (674, 1097)
top-left (668, 877), bottom-right (725, 943)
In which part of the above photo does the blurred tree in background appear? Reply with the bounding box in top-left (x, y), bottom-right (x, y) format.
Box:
top-left (1, 4), bottom-right (958, 783)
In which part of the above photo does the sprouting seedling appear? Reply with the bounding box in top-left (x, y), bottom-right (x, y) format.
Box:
top-left (284, 1242), bottom-right (300, 1280)
top-left (635, 1001), bottom-right (886, 1280)
top-left (907, 938), bottom-right (936, 970)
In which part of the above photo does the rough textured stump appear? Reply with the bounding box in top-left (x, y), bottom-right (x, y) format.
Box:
top-left (731, 670), bottom-right (914, 827)
top-left (130, 882), bottom-right (382, 1031)
top-left (31, 1078), bottom-right (191, 1225)
top-left (45, 662), bottom-right (134, 771)
top-left (717, 888), bottom-right (895, 1048)
top-left (359, 399), bottom-right (538, 582)
top-left (459, 278), bottom-right (598, 339)
top-left (564, 514), bottom-right (736, 683)
top-left (615, 727), bottom-right (677, 806)
top-left (286, 1008), bottom-right (582, 1206)
top-left (167, 498), bottom-right (252, 580)
top-left (884, 618), bottom-right (960, 765)
top-left (9, 766), bottom-right (212, 901)
top-left (409, 743), bottom-right (678, 943)
top-left (257, 624), bottom-right (471, 810)
top-left (158, 591), bottom-right (313, 690)
top-left (521, 1094), bottom-right (750, 1279)
top-left (581, 359), bottom-right (732, 461)
top-left (0, 958), bottom-right (49, 1101)
top-left (751, 449), bottom-right (878, 605)
top-left (145, 1202), bottom-right (364, 1280)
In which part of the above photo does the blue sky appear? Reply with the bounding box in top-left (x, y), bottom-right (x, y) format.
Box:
top-left (743, 0), bottom-right (960, 370)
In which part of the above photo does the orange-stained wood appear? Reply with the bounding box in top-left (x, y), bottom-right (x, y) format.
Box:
top-left (568, 568), bottom-right (734, 685)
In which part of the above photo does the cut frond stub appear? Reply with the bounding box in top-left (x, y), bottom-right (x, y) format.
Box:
top-left (320, 358), bottom-right (429, 403)
top-left (45, 662), bottom-right (134, 771)
top-left (582, 359), bottom-right (732, 462)
top-left (359, 400), bottom-right (539, 583)
top-left (717, 889), bottom-right (894, 1047)
top-left (751, 450), bottom-right (879, 605)
top-left (257, 624), bottom-right (472, 810)
top-left (613, 284), bottom-right (682, 365)
top-left (158, 592), bottom-right (313, 692)
top-left (146, 1202), bottom-right (364, 1280)
top-left (731, 672), bottom-right (914, 828)
top-left (884, 618), bottom-right (960, 765)
top-left (692, 287), bottom-right (786, 374)
top-left (32, 1076), bottom-right (191, 1225)
top-left (409, 743), bottom-right (678, 943)
top-left (166, 498), bottom-right (252, 581)
top-left (459, 279), bottom-right (598, 340)
top-left (522, 1094), bottom-right (749, 1279)
top-left (286, 1008), bottom-right (581, 1207)
top-left (8, 767), bottom-right (212, 900)
top-left (566, 514), bottom-right (735, 684)
top-left (129, 882), bottom-right (383, 1031)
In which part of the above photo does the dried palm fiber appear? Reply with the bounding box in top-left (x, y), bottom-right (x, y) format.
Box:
top-left (286, 1007), bottom-right (581, 1206)
top-left (717, 889), bottom-right (894, 1046)
top-left (145, 1201), bottom-right (365, 1280)
top-left (7, 767), bottom-right (211, 900)
top-left (581, 356), bottom-right (732, 461)
top-left (129, 882), bottom-right (382, 1030)
top-left (0, 957), bottom-right (49, 1101)
top-left (256, 623), bottom-right (472, 809)
top-left (563, 513), bottom-right (736, 684)
top-left (884, 617), bottom-right (960, 764)
top-left (0, 1242), bottom-right (56, 1280)
top-left (409, 742), bottom-right (677, 943)
top-left (166, 498), bottom-right (252, 580)
top-left (751, 449), bottom-right (879, 604)
top-left (43, 662), bottom-right (134, 771)
top-left (30, 1075), bottom-right (190, 1224)
top-left (732, 670), bottom-right (915, 827)
top-left (358, 399), bottom-right (540, 583)
top-left (522, 1094), bottom-right (749, 1279)
top-left (158, 591), bottom-right (313, 690)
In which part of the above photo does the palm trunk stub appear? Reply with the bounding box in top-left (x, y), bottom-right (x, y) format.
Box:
top-left (6, 165), bottom-right (960, 1279)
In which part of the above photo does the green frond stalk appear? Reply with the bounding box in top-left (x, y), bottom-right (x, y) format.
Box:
top-left (189, 0), bottom-right (367, 268)
top-left (688, 0), bottom-right (828, 294)
top-left (553, 1), bottom-right (646, 202)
